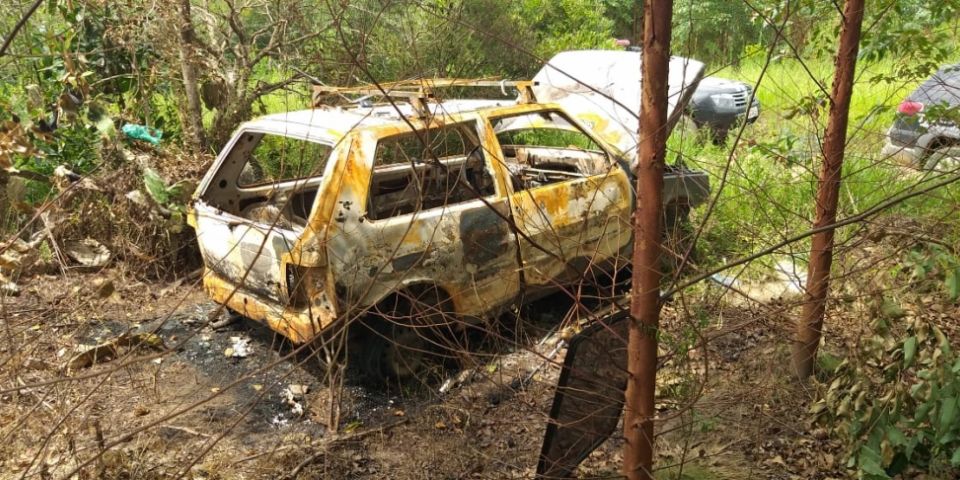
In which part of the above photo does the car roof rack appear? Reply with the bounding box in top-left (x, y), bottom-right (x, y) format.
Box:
top-left (311, 78), bottom-right (538, 117)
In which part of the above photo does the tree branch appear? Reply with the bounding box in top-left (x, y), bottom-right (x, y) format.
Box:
top-left (0, 0), bottom-right (44, 58)
top-left (664, 171), bottom-right (960, 298)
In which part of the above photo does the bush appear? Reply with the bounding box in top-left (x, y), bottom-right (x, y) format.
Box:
top-left (814, 316), bottom-right (960, 479)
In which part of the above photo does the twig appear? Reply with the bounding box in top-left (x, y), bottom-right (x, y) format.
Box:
top-left (230, 444), bottom-right (296, 466)
top-left (159, 424), bottom-right (211, 438)
top-left (664, 172), bottom-right (960, 298)
top-left (0, 0), bottom-right (43, 58)
top-left (279, 418), bottom-right (409, 480)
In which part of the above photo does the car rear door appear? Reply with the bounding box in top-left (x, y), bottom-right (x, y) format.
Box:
top-left (326, 118), bottom-right (522, 317)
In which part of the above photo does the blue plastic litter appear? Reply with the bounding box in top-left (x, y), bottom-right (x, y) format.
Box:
top-left (121, 124), bottom-right (163, 145)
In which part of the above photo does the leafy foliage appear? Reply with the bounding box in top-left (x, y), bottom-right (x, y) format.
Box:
top-left (143, 168), bottom-right (186, 209)
top-left (900, 244), bottom-right (960, 302)
top-left (672, 0), bottom-right (760, 67)
top-left (814, 317), bottom-right (960, 478)
top-left (513, 0), bottom-right (615, 59)
top-left (859, 1), bottom-right (960, 83)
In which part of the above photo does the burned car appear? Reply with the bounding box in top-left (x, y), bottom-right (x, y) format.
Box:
top-left (188, 51), bottom-right (710, 378)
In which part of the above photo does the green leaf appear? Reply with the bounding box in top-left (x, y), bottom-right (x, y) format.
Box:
top-left (947, 267), bottom-right (960, 301)
top-left (917, 401), bottom-right (934, 422)
top-left (887, 426), bottom-right (907, 447)
top-left (935, 327), bottom-right (952, 356)
top-left (858, 444), bottom-right (890, 478)
top-left (952, 447), bottom-right (960, 467)
top-left (940, 397), bottom-right (957, 431)
top-left (143, 168), bottom-right (170, 205)
top-left (904, 336), bottom-right (918, 368)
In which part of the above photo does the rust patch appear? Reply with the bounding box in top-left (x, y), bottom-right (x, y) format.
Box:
top-left (203, 271), bottom-right (336, 343)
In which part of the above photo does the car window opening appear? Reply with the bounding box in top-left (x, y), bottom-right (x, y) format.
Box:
top-left (491, 111), bottom-right (614, 191)
top-left (202, 132), bottom-right (334, 231)
top-left (367, 122), bottom-right (496, 221)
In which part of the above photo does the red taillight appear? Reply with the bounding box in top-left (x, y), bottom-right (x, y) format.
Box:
top-left (898, 101), bottom-right (924, 116)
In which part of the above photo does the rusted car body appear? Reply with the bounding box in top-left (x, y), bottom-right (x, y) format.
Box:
top-left (187, 51), bottom-right (709, 355)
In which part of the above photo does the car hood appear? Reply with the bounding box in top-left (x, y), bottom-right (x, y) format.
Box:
top-left (694, 76), bottom-right (749, 95)
top-left (532, 50), bottom-right (705, 163)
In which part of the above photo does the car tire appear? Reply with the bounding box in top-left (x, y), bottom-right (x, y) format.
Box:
top-left (924, 145), bottom-right (960, 172)
top-left (358, 286), bottom-right (455, 384)
top-left (707, 127), bottom-right (730, 145)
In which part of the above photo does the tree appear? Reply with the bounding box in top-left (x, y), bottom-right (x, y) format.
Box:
top-left (177, 0), bottom-right (206, 153)
top-left (671, 0), bottom-right (759, 66)
top-left (791, 0), bottom-right (866, 379)
top-left (169, 0), bottom-right (329, 150)
top-left (624, 0), bottom-right (673, 478)
top-left (513, 0), bottom-right (616, 59)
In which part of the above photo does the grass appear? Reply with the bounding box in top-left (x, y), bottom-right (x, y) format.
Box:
top-left (668, 56), bottom-right (960, 279)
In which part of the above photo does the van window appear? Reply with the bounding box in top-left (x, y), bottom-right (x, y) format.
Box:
top-left (491, 111), bottom-right (614, 191)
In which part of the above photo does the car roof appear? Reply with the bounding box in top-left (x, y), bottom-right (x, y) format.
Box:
top-left (241, 99), bottom-right (517, 142)
top-left (909, 64), bottom-right (960, 105)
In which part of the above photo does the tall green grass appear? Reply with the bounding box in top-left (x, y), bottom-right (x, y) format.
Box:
top-left (672, 57), bottom-right (960, 277)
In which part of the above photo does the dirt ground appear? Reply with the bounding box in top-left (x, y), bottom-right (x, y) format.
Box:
top-left (0, 265), bottom-right (918, 480)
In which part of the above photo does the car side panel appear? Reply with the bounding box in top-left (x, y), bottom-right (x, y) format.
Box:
top-left (324, 128), bottom-right (522, 319)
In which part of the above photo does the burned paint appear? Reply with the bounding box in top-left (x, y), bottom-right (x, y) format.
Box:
top-left (189, 70), bottom-right (709, 345)
top-left (459, 204), bottom-right (511, 266)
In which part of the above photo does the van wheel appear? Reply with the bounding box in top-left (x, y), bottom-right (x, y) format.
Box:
top-left (359, 286), bottom-right (455, 384)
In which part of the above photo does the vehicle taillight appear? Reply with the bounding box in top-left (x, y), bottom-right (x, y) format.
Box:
top-left (898, 101), bottom-right (924, 116)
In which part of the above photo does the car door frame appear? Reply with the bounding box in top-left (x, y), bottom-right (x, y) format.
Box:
top-left (324, 114), bottom-right (524, 319)
top-left (192, 127), bottom-right (337, 308)
top-left (482, 106), bottom-right (634, 293)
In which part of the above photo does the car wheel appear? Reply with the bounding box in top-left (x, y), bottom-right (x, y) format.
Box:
top-left (924, 145), bottom-right (960, 173)
top-left (359, 286), bottom-right (455, 384)
top-left (708, 127), bottom-right (730, 145)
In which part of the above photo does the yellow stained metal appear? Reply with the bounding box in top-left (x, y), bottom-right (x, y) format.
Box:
top-left (195, 100), bottom-right (634, 344)
top-left (573, 112), bottom-right (626, 150)
top-left (203, 271), bottom-right (336, 343)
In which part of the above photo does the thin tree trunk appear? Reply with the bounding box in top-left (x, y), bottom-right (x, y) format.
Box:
top-left (792, 0), bottom-right (865, 379)
top-left (177, 0), bottom-right (206, 152)
top-left (624, 0), bottom-right (673, 478)
top-left (632, 1), bottom-right (643, 45)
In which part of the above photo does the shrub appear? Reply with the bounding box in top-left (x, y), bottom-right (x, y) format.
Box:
top-left (814, 316), bottom-right (960, 478)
